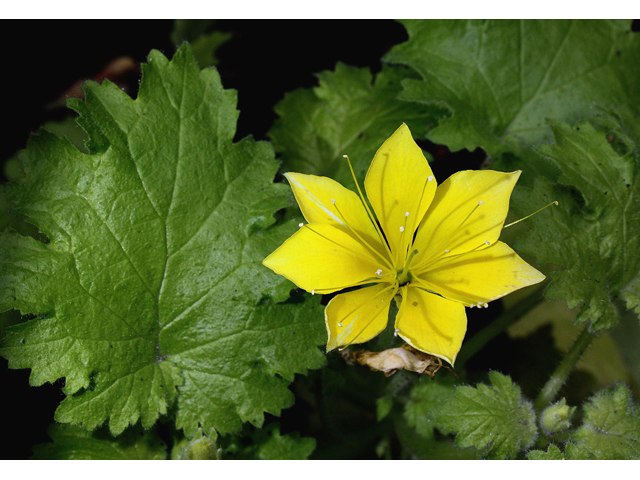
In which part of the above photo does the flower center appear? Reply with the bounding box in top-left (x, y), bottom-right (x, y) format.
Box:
top-left (397, 248), bottom-right (419, 286)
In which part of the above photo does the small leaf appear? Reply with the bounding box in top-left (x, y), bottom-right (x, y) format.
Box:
top-left (430, 371), bottom-right (537, 459)
top-left (222, 424), bottom-right (316, 460)
top-left (255, 426), bottom-right (316, 460)
top-left (404, 378), bottom-right (455, 440)
top-left (269, 63), bottom-right (444, 189)
top-left (564, 442), bottom-right (591, 460)
top-left (376, 396), bottom-right (393, 422)
top-left (31, 424), bottom-right (167, 460)
top-left (572, 383), bottom-right (640, 459)
top-left (527, 443), bottom-right (564, 460)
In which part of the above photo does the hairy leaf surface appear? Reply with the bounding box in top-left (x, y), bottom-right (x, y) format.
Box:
top-left (511, 120), bottom-right (640, 330)
top-left (430, 371), bottom-right (537, 459)
top-left (572, 384), bottom-right (640, 459)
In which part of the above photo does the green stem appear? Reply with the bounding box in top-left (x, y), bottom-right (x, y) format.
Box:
top-left (457, 284), bottom-right (545, 368)
top-left (533, 326), bottom-right (596, 412)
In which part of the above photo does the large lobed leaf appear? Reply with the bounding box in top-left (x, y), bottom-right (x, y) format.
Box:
top-left (511, 120), bottom-right (640, 330)
top-left (0, 45), bottom-right (326, 437)
top-left (385, 20), bottom-right (640, 156)
top-left (430, 371), bottom-right (537, 459)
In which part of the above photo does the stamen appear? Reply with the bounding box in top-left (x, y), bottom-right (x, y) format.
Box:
top-left (399, 226), bottom-right (405, 232)
top-left (299, 222), bottom-right (304, 227)
top-left (331, 198), bottom-right (336, 205)
top-left (394, 328), bottom-right (400, 337)
top-left (337, 323), bottom-right (343, 327)
top-left (342, 154), bottom-right (395, 261)
top-left (428, 176), bottom-right (434, 181)
top-left (405, 212), bottom-right (410, 217)
top-left (485, 240), bottom-right (490, 246)
top-left (330, 200), bottom-right (394, 270)
top-left (311, 289), bottom-right (315, 295)
top-left (478, 200), bottom-right (484, 205)
top-left (444, 249), bottom-right (450, 254)
top-left (376, 269), bottom-right (383, 277)
top-left (503, 201), bottom-right (559, 229)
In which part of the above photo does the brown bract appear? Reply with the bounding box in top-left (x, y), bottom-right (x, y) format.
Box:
top-left (341, 344), bottom-right (454, 378)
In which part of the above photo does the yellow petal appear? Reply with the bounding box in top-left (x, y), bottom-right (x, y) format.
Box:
top-left (415, 241), bottom-right (545, 306)
top-left (412, 170), bottom-right (521, 269)
top-left (395, 285), bottom-right (467, 366)
top-left (285, 172), bottom-right (386, 261)
top-left (325, 283), bottom-right (397, 352)
top-left (364, 124), bottom-right (437, 265)
top-left (263, 223), bottom-right (391, 294)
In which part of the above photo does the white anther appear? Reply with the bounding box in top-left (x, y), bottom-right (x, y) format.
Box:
top-left (337, 323), bottom-right (343, 327)
top-left (331, 198), bottom-right (336, 205)
top-left (399, 226), bottom-right (405, 232)
top-left (428, 176), bottom-right (434, 181)
top-left (444, 249), bottom-right (450, 254)
top-left (485, 240), bottom-right (491, 246)
top-left (394, 328), bottom-right (400, 337)
top-left (299, 223), bottom-right (304, 227)
top-left (311, 290), bottom-right (315, 295)
top-left (343, 155), bottom-right (348, 158)
top-left (376, 269), bottom-right (383, 277)
top-left (478, 200), bottom-right (484, 205)
top-left (405, 212), bottom-right (410, 217)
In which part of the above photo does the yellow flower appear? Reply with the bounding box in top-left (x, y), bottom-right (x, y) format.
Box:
top-left (263, 124), bottom-right (545, 365)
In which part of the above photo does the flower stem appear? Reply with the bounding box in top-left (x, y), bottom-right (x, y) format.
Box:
top-left (457, 284), bottom-right (545, 368)
top-left (533, 326), bottom-right (596, 412)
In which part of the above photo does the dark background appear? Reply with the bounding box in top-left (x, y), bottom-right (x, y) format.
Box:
top-left (1, 20), bottom-right (409, 174)
top-left (0, 19), bottom-right (412, 459)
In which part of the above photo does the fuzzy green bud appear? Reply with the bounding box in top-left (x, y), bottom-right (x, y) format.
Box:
top-left (540, 398), bottom-right (575, 434)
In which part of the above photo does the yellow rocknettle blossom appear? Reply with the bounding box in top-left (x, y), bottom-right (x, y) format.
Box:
top-left (263, 124), bottom-right (545, 365)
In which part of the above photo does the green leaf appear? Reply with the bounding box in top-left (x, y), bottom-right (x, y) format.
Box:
top-left (254, 425), bottom-right (316, 460)
top-left (269, 62), bottom-right (446, 190)
top-left (430, 371), bottom-right (537, 459)
top-left (376, 396), bottom-right (393, 422)
top-left (403, 378), bottom-right (455, 439)
top-left (395, 414), bottom-right (480, 460)
top-left (527, 443), bottom-right (564, 460)
top-left (572, 383), bottom-right (640, 459)
top-left (221, 424), bottom-right (316, 460)
top-left (526, 442), bottom-right (592, 460)
top-left (0, 44), bottom-right (326, 437)
top-left (31, 424), bottom-right (167, 459)
top-left (385, 20), bottom-right (640, 156)
top-left (511, 120), bottom-right (640, 330)
top-left (564, 442), bottom-right (591, 459)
